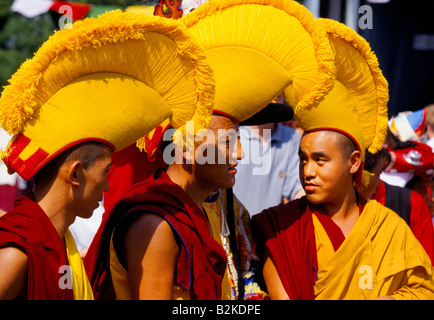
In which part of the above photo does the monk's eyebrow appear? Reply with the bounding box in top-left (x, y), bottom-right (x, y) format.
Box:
top-left (312, 151), bottom-right (327, 158)
top-left (298, 150), bottom-right (328, 158)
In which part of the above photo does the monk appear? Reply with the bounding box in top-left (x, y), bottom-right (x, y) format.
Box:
top-left (254, 131), bottom-right (434, 300)
top-left (85, 114), bottom-right (244, 299)
top-left (0, 142), bottom-right (112, 300)
top-left (85, 0), bottom-right (337, 300)
top-left (252, 18), bottom-right (434, 300)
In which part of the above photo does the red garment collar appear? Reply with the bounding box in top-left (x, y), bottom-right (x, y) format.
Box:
top-left (312, 195), bottom-right (367, 252)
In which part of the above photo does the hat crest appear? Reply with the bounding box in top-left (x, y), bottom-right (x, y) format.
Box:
top-left (181, 0), bottom-right (336, 122)
top-left (0, 11), bottom-right (215, 179)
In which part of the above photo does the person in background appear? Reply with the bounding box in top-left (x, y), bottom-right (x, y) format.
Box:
top-left (358, 148), bottom-right (434, 264)
top-left (422, 104), bottom-right (434, 150)
top-left (381, 140), bottom-right (433, 217)
top-left (383, 106), bottom-right (434, 217)
top-left (422, 104), bottom-right (434, 219)
top-left (234, 96), bottom-right (305, 217)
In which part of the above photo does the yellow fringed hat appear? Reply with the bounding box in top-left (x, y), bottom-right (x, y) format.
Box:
top-left (0, 10), bottom-right (214, 180)
top-left (180, 0), bottom-right (336, 122)
top-left (293, 19), bottom-right (389, 186)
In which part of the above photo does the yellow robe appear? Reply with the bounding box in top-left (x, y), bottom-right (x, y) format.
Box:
top-left (313, 199), bottom-right (434, 300)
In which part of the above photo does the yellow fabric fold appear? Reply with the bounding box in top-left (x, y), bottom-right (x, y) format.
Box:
top-left (65, 229), bottom-right (94, 300)
top-left (313, 200), bottom-right (434, 300)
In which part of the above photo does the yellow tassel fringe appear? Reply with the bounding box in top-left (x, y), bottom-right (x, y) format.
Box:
top-left (318, 18), bottom-right (389, 154)
top-left (181, 0), bottom-right (337, 112)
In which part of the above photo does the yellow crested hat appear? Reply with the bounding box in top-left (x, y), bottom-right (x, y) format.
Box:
top-left (293, 19), bottom-right (389, 186)
top-left (180, 0), bottom-right (336, 122)
top-left (0, 10), bottom-right (214, 180)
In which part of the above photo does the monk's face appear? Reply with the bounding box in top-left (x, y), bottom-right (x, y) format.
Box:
top-left (298, 131), bottom-right (359, 206)
top-left (73, 149), bottom-right (112, 219)
top-left (192, 115), bottom-right (245, 190)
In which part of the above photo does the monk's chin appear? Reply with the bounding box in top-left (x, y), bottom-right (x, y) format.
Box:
top-left (305, 193), bottom-right (324, 205)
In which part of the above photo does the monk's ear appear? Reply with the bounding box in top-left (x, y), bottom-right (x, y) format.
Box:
top-left (349, 150), bottom-right (362, 175)
top-left (66, 161), bottom-right (83, 187)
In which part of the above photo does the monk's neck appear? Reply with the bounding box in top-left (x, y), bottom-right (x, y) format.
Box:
top-left (166, 165), bottom-right (211, 209)
top-left (33, 188), bottom-right (74, 239)
top-left (322, 192), bottom-right (360, 237)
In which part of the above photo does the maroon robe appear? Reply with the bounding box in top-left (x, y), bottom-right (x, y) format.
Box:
top-left (253, 197), bottom-right (317, 300)
top-left (84, 170), bottom-right (227, 300)
top-left (0, 194), bottom-right (74, 300)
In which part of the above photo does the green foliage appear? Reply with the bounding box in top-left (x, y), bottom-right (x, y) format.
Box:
top-left (0, 0), bottom-right (157, 92)
top-left (0, 0), bottom-right (13, 17)
top-left (0, 13), bottom-right (56, 91)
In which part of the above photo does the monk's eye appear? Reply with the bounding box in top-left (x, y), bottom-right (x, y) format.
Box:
top-left (299, 154), bottom-right (307, 163)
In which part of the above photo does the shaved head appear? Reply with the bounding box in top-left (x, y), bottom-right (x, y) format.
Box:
top-left (303, 130), bottom-right (357, 162)
top-left (33, 141), bottom-right (112, 187)
top-left (332, 131), bottom-right (357, 161)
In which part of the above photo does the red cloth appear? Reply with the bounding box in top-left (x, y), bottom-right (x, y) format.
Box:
top-left (0, 194), bottom-right (74, 300)
top-left (0, 183), bottom-right (25, 212)
top-left (85, 170), bottom-right (227, 300)
top-left (104, 144), bottom-right (166, 210)
top-left (311, 197), bottom-right (366, 252)
top-left (49, 1), bottom-right (91, 20)
top-left (253, 197), bottom-right (317, 300)
top-left (374, 180), bottom-right (434, 265)
top-left (312, 209), bottom-right (345, 252)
